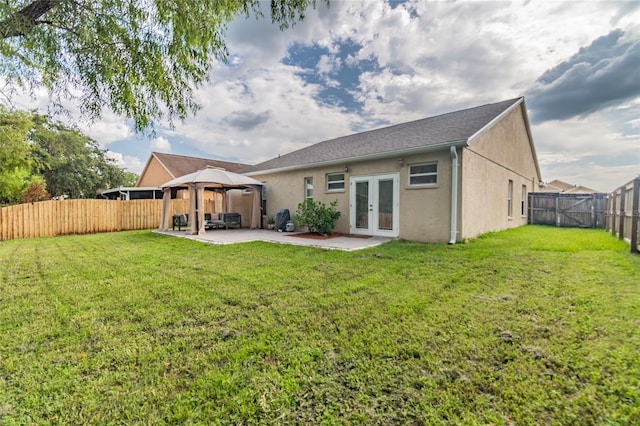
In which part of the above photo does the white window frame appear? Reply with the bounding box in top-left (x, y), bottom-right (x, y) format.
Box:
top-left (408, 162), bottom-right (438, 187)
top-left (304, 177), bottom-right (313, 199)
top-left (326, 172), bottom-right (345, 192)
top-left (521, 184), bottom-right (527, 217)
top-left (508, 179), bottom-right (514, 218)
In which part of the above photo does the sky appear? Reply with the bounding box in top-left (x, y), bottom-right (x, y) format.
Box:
top-left (12, 0), bottom-right (640, 192)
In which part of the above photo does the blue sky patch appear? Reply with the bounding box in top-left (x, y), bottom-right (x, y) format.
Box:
top-left (283, 39), bottom-right (381, 113)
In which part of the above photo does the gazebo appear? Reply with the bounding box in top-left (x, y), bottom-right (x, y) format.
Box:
top-left (158, 166), bottom-right (263, 235)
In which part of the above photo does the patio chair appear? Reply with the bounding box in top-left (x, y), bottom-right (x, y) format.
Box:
top-left (172, 214), bottom-right (188, 230)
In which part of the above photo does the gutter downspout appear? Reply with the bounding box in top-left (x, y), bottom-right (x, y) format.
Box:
top-left (118, 187), bottom-right (129, 201)
top-left (449, 146), bottom-right (459, 244)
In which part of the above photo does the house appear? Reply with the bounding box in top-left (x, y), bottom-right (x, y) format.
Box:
top-left (99, 186), bottom-right (164, 200)
top-left (540, 179), bottom-right (599, 194)
top-left (241, 97), bottom-right (542, 243)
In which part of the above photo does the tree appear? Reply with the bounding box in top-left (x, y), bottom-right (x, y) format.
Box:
top-left (0, 107), bottom-right (34, 204)
top-left (0, 1), bottom-right (317, 132)
top-left (0, 107), bottom-right (134, 203)
top-left (22, 180), bottom-right (51, 203)
top-left (29, 112), bottom-right (129, 198)
top-left (122, 171), bottom-right (139, 187)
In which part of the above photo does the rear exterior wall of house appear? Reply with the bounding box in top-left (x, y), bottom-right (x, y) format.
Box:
top-left (252, 150), bottom-right (454, 242)
top-left (459, 105), bottom-right (539, 240)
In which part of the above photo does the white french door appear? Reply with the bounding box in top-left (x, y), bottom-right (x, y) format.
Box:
top-left (350, 173), bottom-right (399, 237)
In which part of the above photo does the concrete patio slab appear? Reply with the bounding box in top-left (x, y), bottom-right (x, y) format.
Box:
top-left (156, 229), bottom-right (392, 251)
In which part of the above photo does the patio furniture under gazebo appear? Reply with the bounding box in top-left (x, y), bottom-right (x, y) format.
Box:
top-left (159, 166), bottom-right (263, 235)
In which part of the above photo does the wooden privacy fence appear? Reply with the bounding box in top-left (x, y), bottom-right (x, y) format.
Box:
top-left (528, 192), bottom-right (606, 228)
top-left (0, 199), bottom-right (216, 241)
top-left (605, 177), bottom-right (640, 254)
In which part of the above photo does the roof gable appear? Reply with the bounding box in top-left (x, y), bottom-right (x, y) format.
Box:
top-left (241, 98), bottom-right (523, 174)
top-left (542, 180), bottom-right (599, 194)
top-left (152, 152), bottom-right (250, 176)
top-left (136, 152), bottom-right (251, 187)
top-left (546, 179), bottom-right (575, 191)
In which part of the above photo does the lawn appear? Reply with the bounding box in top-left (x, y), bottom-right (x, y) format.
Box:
top-left (0, 226), bottom-right (638, 425)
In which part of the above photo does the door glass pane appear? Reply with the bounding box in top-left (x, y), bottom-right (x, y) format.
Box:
top-left (378, 179), bottom-right (393, 230)
top-left (355, 181), bottom-right (369, 229)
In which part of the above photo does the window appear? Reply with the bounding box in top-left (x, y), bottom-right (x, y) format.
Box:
top-left (326, 173), bottom-right (345, 191)
top-left (304, 177), bottom-right (313, 199)
top-left (507, 179), bottom-right (513, 217)
top-left (408, 162), bottom-right (438, 186)
top-left (521, 185), bottom-right (527, 216)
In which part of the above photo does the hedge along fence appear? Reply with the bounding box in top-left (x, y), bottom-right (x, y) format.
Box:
top-left (0, 199), bottom-right (217, 241)
top-left (605, 177), bottom-right (640, 254)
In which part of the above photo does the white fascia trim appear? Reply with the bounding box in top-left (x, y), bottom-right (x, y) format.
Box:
top-left (243, 140), bottom-right (469, 176)
top-left (101, 186), bottom-right (161, 194)
top-left (519, 99), bottom-right (543, 183)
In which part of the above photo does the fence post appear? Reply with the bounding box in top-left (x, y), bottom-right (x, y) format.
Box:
top-left (631, 178), bottom-right (640, 254)
top-left (618, 186), bottom-right (626, 240)
top-left (610, 192), bottom-right (616, 236)
top-left (591, 193), bottom-right (596, 228)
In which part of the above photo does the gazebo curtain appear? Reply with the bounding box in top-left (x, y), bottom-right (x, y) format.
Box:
top-left (196, 187), bottom-right (206, 235)
top-left (185, 185), bottom-right (206, 236)
top-left (159, 188), bottom-right (172, 231)
top-left (250, 185), bottom-right (261, 229)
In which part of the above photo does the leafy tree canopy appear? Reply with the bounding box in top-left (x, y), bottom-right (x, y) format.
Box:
top-left (0, 107), bottom-right (34, 203)
top-left (0, 106), bottom-right (136, 204)
top-left (0, 1), bottom-right (316, 132)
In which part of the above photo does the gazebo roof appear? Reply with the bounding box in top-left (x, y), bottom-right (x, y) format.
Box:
top-left (160, 166), bottom-right (263, 190)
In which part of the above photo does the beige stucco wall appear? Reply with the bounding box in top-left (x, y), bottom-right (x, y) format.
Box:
top-left (251, 166), bottom-right (351, 233)
top-left (459, 105), bottom-right (539, 239)
top-left (137, 156), bottom-right (173, 187)
top-left (252, 151), bottom-right (454, 242)
top-left (228, 189), bottom-right (256, 227)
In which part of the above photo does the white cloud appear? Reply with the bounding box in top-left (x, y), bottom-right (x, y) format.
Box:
top-left (79, 114), bottom-right (132, 145)
top-left (161, 63), bottom-right (359, 164)
top-left (532, 112), bottom-right (640, 192)
top-left (105, 151), bottom-right (145, 174)
top-left (316, 54), bottom-right (340, 76)
top-left (5, 0), bottom-right (639, 193)
top-left (150, 136), bottom-right (171, 153)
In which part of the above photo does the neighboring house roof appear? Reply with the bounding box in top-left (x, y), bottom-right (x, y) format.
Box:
top-left (565, 185), bottom-right (599, 194)
top-left (541, 179), bottom-right (599, 194)
top-left (137, 152), bottom-right (250, 186)
top-left (241, 97), bottom-right (539, 180)
top-left (541, 179), bottom-right (575, 192)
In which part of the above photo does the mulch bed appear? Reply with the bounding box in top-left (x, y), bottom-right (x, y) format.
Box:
top-left (287, 232), bottom-right (371, 240)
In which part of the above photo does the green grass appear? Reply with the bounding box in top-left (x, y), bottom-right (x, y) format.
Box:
top-left (1, 226), bottom-right (638, 425)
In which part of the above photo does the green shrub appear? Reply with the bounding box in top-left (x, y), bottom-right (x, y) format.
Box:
top-left (294, 199), bottom-right (341, 235)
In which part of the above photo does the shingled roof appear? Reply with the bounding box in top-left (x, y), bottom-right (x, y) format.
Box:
top-left (241, 97), bottom-right (525, 175)
top-left (149, 152), bottom-right (250, 178)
